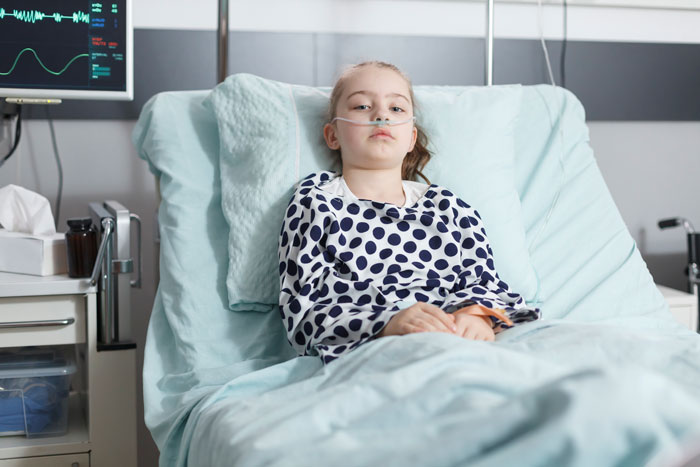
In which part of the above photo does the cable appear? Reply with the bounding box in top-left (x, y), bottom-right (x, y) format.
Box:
top-left (560, 0), bottom-right (568, 88)
top-left (527, 0), bottom-right (568, 307)
top-left (0, 106), bottom-right (22, 168)
top-left (45, 106), bottom-right (63, 230)
top-left (536, 0), bottom-right (556, 86)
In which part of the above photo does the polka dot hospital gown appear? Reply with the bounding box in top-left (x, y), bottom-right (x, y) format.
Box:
top-left (278, 171), bottom-right (541, 365)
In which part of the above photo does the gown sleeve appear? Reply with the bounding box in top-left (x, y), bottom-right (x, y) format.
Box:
top-left (278, 189), bottom-right (401, 365)
top-left (441, 202), bottom-right (541, 332)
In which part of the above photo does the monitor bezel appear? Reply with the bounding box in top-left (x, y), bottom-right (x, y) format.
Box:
top-left (0, 0), bottom-right (133, 102)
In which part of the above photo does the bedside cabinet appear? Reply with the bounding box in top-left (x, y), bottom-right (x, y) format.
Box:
top-left (0, 272), bottom-right (137, 467)
top-left (657, 284), bottom-right (698, 332)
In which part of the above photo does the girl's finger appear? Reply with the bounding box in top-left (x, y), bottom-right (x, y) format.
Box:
top-left (420, 304), bottom-right (457, 332)
top-left (464, 328), bottom-right (478, 341)
top-left (415, 318), bottom-right (443, 334)
top-left (408, 319), bottom-right (436, 334)
top-left (424, 315), bottom-right (455, 333)
top-left (406, 324), bottom-right (426, 335)
top-left (418, 302), bottom-right (444, 313)
top-left (401, 322), bottom-right (422, 335)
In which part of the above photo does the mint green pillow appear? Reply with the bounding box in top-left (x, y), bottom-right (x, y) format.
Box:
top-left (204, 73), bottom-right (538, 312)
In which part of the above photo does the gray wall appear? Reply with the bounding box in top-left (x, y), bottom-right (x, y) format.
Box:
top-left (589, 121), bottom-right (700, 292)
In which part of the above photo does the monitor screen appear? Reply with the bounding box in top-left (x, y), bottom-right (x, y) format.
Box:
top-left (0, 0), bottom-right (132, 101)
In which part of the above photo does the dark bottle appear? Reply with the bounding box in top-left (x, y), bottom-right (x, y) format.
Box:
top-left (65, 217), bottom-right (98, 278)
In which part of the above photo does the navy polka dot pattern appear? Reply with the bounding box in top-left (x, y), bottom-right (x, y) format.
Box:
top-left (278, 171), bottom-right (540, 366)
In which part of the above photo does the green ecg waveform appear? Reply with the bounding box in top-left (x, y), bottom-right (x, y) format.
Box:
top-left (0, 8), bottom-right (89, 24)
top-left (0, 48), bottom-right (89, 76)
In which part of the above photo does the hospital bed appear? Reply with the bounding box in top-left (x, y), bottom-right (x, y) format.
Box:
top-left (132, 74), bottom-right (700, 467)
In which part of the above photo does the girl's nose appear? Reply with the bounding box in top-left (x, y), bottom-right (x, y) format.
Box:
top-left (373, 105), bottom-right (390, 120)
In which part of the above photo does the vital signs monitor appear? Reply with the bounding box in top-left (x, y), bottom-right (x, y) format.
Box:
top-left (0, 0), bottom-right (133, 101)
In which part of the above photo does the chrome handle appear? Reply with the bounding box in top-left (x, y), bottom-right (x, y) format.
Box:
top-left (0, 318), bottom-right (75, 329)
top-left (130, 213), bottom-right (142, 288)
top-left (90, 217), bottom-right (115, 345)
top-left (658, 217), bottom-right (695, 234)
top-left (90, 218), bottom-right (114, 287)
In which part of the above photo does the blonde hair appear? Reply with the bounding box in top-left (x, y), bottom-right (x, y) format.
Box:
top-left (326, 61), bottom-right (432, 184)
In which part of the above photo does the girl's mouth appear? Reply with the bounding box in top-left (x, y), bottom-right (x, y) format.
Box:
top-left (371, 129), bottom-right (393, 139)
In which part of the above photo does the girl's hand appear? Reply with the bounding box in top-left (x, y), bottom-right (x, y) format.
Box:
top-left (452, 305), bottom-right (495, 342)
top-left (377, 302), bottom-right (457, 337)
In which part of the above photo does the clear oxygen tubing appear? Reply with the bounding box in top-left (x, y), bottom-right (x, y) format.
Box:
top-left (330, 116), bottom-right (416, 127)
top-left (537, 0), bottom-right (557, 88)
top-left (526, 0), bottom-right (567, 309)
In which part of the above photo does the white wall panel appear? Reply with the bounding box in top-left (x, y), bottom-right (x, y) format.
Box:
top-left (134, 0), bottom-right (700, 44)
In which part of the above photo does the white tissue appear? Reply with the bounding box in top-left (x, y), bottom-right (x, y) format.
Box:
top-left (0, 184), bottom-right (56, 236)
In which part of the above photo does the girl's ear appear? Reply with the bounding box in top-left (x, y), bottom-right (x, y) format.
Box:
top-left (407, 126), bottom-right (418, 152)
top-left (324, 123), bottom-right (341, 150)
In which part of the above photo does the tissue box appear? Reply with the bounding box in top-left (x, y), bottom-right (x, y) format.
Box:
top-left (0, 229), bottom-right (67, 276)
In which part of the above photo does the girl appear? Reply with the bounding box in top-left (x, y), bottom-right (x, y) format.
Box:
top-left (278, 61), bottom-right (540, 365)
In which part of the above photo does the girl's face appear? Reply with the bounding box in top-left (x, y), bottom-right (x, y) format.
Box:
top-left (324, 66), bottom-right (418, 172)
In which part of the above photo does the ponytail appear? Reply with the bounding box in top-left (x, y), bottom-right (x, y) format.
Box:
top-left (401, 124), bottom-right (431, 184)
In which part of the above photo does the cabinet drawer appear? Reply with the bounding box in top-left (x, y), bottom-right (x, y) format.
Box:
top-left (0, 453), bottom-right (89, 466)
top-left (0, 295), bottom-right (86, 348)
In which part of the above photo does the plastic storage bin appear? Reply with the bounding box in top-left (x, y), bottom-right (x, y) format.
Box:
top-left (0, 348), bottom-right (76, 438)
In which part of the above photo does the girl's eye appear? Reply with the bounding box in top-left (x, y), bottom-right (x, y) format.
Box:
top-left (391, 106), bottom-right (404, 112)
top-left (354, 104), bottom-right (370, 110)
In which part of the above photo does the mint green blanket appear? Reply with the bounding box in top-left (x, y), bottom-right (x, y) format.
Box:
top-left (185, 319), bottom-right (700, 466)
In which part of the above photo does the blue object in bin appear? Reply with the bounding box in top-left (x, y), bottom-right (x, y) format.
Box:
top-left (0, 349), bottom-right (75, 437)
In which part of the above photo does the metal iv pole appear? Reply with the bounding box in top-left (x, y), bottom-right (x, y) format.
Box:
top-left (485, 0), bottom-right (494, 86)
top-left (217, 0), bottom-right (229, 84)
